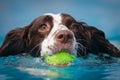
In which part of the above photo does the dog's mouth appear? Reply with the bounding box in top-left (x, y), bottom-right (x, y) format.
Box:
top-left (40, 40), bottom-right (77, 57)
top-left (48, 43), bottom-right (75, 55)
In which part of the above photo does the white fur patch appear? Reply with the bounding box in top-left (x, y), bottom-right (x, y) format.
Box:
top-left (41, 13), bottom-right (77, 56)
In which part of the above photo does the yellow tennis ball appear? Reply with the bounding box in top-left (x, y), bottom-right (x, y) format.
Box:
top-left (44, 50), bottom-right (76, 66)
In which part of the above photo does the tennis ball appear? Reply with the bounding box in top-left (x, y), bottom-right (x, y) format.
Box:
top-left (44, 50), bottom-right (76, 66)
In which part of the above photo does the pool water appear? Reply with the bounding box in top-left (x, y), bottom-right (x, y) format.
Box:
top-left (0, 40), bottom-right (120, 80)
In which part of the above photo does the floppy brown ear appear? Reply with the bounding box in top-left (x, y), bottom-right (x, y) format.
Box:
top-left (0, 25), bottom-right (31, 57)
top-left (76, 22), bottom-right (120, 57)
top-left (88, 26), bottom-right (120, 57)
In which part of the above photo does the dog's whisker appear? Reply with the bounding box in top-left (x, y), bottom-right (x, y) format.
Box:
top-left (35, 46), bottom-right (41, 57)
top-left (76, 42), bottom-right (86, 49)
top-left (76, 39), bottom-right (89, 43)
top-left (76, 42), bottom-right (87, 56)
top-left (28, 43), bottom-right (41, 55)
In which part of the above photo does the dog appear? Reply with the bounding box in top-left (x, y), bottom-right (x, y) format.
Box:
top-left (0, 13), bottom-right (120, 58)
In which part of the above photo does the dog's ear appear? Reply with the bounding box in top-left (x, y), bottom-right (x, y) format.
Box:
top-left (22, 26), bottom-right (30, 39)
top-left (0, 24), bottom-right (32, 56)
top-left (75, 22), bottom-right (120, 57)
top-left (86, 26), bottom-right (120, 57)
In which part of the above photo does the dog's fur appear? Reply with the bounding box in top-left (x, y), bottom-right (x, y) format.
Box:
top-left (0, 13), bottom-right (120, 57)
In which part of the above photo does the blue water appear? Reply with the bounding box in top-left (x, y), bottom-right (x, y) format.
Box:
top-left (0, 40), bottom-right (120, 80)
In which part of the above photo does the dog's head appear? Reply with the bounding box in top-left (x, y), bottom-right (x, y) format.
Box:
top-left (26, 13), bottom-right (87, 57)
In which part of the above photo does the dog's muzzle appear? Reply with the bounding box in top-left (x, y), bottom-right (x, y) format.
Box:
top-left (54, 30), bottom-right (74, 52)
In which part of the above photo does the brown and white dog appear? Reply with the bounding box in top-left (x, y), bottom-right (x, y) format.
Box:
top-left (0, 13), bottom-right (120, 57)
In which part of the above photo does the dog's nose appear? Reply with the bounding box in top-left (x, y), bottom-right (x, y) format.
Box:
top-left (55, 30), bottom-right (73, 43)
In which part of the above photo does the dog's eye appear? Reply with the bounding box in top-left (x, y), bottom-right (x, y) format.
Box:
top-left (70, 24), bottom-right (78, 32)
top-left (38, 24), bottom-right (50, 33)
top-left (39, 24), bottom-right (47, 30)
top-left (71, 25), bottom-right (77, 29)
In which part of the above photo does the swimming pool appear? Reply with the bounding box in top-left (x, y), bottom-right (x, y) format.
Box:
top-left (0, 40), bottom-right (120, 80)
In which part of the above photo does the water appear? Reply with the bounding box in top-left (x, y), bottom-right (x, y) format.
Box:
top-left (0, 40), bottom-right (120, 80)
